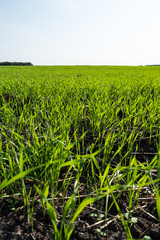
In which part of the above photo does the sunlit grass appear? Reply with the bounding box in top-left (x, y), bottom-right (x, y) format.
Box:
top-left (0, 65), bottom-right (160, 239)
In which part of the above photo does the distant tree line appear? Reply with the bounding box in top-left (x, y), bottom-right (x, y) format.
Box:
top-left (0, 62), bottom-right (33, 66)
top-left (145, 64), bottom-right (160, 66)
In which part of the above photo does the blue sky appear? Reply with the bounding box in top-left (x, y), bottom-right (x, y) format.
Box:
top-left (0, 0), bottom-right (160, 65)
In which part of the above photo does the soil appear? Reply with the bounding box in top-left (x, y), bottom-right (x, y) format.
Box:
top-left (0, 138), bottom-right (160, 239)
top-left (0, 196), bottom-right (160, 240)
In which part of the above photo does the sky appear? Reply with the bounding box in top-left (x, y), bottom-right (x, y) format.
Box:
top-left (0, 0), bottom-right (160, 65)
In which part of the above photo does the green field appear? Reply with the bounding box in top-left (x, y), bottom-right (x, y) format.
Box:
top-left (0, 66), bottom-right (160, 239)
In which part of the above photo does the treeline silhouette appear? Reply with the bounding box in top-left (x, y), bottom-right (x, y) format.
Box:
top-left (145, 65), bottom-right (160, 66)
top-left (0, 62), bottom-right (33, 66)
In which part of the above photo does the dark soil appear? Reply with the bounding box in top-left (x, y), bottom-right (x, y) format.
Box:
top-left (0, 138), bottom-right (160, 239)
top-left (0, 191), bottom-right (160, 240)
